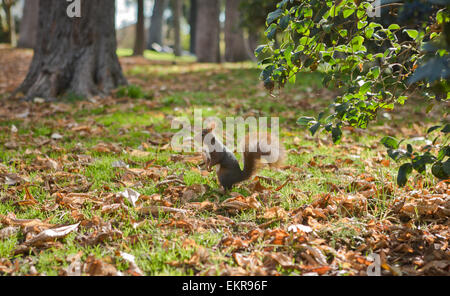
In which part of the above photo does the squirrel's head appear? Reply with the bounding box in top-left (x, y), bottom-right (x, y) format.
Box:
top-left (201, 122), bottom-right (216, 144)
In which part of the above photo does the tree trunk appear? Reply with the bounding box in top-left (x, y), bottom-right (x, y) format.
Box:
top-left (133, 0), bottom-right (145, 56)
top-left (189, 0), bottom-right (196, 54)
top-left (245, 29), bottom-right (258, 62)
top-left (248, 30), bottom-right (258, 53)
top-left (4, 2), bottom-right (17, 47)
top-left (173, 0), bottom-right (182, 56)
top-left (148, 0), bottom-right (167, 50)
top-left (16, 0), bottom-right (127, 100)
top-left (18, 0), bottom-right (39, 49)
top-left (195, 0), bottom-right (220, 63)
top-left (225, 0), bottom-right (248, 62)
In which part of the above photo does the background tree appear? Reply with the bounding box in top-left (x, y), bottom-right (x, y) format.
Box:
top-left (195, 0), bottom-right (220, 63)
top-left (172, 0), bottom-right (182, 56)
top-left (17, 0), bottom-right (39, 49)
top-left (133, 0), bottom-right (145, 55)
top-left (16, 0), bottom-right (127, 100)
top-left (225, 0), bottom-right (248, 62)
top-left (189, 0), bottom-right (197, 54)
top-left (148, 0), bottom-right (168, 50)
top-left (239, 0), bottom-right (277, 55)
top-left (1, 0), bottom-right (17, 47)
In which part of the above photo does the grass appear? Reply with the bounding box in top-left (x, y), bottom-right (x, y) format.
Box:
top-left (0, 49), bottom-right (448, 276)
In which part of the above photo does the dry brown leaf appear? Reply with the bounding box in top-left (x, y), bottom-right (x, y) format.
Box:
top-left (161, 219), bottom-right (193, 233)
top-left (0, 213), bottom-right (54, 229)
top-left (129, 149), bottom-right (151, 158)
top-left (221, 193), bottom-right (262, 212)
top-left (184, 247), bottom-right (210, 266)
top-left (83, 255), bottom-right (120, 276)
top-left (261, 206), bottom-right (287, 220)
top-left (266, 229), bottom-right (289, 245)
top-left (24, 222), bottom-right (80, 246)
top-left (263, 252), bottom-right (295, 269)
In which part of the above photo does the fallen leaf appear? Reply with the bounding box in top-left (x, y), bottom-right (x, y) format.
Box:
top-left (24, 222), bottom-right (80, 246)
top-left (119, 188), bottom-right (140, 207)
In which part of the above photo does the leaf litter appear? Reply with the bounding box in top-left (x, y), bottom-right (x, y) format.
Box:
top-left (0, 47), bottom-right (448, 276)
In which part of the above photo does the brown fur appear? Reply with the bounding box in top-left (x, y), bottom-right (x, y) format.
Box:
top-left (201, 127), bottom-right (284, 190)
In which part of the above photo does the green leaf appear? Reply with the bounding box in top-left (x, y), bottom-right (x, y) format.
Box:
top-left (267, 9), bottom-right (283, 25)
top-left (365, 27), bottom-right (374, 38)
top-left (279, 15), bottom-right (291, 30)
top-left (261, 65), bottom-right (274, 80)
top-left (444, 159), bottom-right (450, 176)
top-left (370, 66), bottom-right (380, 79)
top-left (350, 36), bottom-right (364, 51)
top-left (437, 147), bottom-right (448, 161)
top-left (309, 122), bottom-right (321, 136)
top-left (388, 24), bottom-right (400, 30)
top-left (397, 163), bottom-right (413, 187)
top-left (397, 96), bottom-right (407, 105)
top-left (404, 29), bottom-right (419, 40)
top-left (255, 45), bottom-right (267, 56)
top-left (407, 144), bottom-right (413, 154)
top-left (265, 24), bottom-right (277, 40)
top-left (297, 117), bottom-right (315, 126)
top-left (412, 154), bottom-right (435, 174)
top-left (381, 136), bottom-right (399, 149)
top-left (387, 149), bottom-right (409, 161)
top-left (359, 81), bottom-right (371, 94)
top-left (356, 7), bottom-right (366, 19)
top-left (432, 161), bottom-right (450, 180)
top-left (339, 29), bottom-right (348, 38)
top-left (302, 7), bottom-right (313, 18)
top-left (343, 8), bottom-right (355, 18)
top-left (442, 124), bottom-right (450, 133)
top-left (427, 125), bottom-right (442, 134)
top-left (357, 20), bottom-right (367, 30)
top-left (331, 126), bottom-right (342, 144)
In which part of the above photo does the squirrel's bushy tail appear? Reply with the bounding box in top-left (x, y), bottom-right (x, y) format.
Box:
top-left (241, 133), bottom-right (285, 181)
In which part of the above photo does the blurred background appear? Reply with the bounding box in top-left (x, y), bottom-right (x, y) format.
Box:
top-left (0, 0), bottom-right (276, 62)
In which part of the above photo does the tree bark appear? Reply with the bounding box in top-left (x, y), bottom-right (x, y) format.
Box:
top-left (3, 1), bottom-right (17, 47)
top-left (247, 30), bottom-right (258, 53)
top-left (173, 0), bottom-right (182, 56)
top-left (189, 0), bottom-right (196, 54)
top-left (225, 0), bottom-right (248, 62)
top-left (195, 0), bottom-right (220, 63)
top-left (18, 0), bottom-right (39, 48)
top-left (16, 0), bottom-right (127, 100)
top-left (147, 0), bottom-right (167, 50)
top-left (133, 0), bottom-right (145, 56)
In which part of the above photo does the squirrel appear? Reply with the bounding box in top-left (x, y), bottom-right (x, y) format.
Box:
top-left (200, 123), bottom-right (284, 191)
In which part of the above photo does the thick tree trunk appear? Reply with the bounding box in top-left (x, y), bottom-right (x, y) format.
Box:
top-left (16, 0), bottom-right (127, 100)
top-left (147, 0), bottom-right (167, 50)
top-left (173, 0), bottom-right (182, 56)
top-left (18, 0), bottom-right (39, 49)
top-left (225, 0), bottom-right (248, 62)
top-left (133, 0), bottom-right (145, 56)
top-left (189, 0), bottom-right (196, 54)
top-left (195, 0), bottom-right (220, 63)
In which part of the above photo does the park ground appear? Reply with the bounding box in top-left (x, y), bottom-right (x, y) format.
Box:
top-left (0, 45), bottom-right (448, 275)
